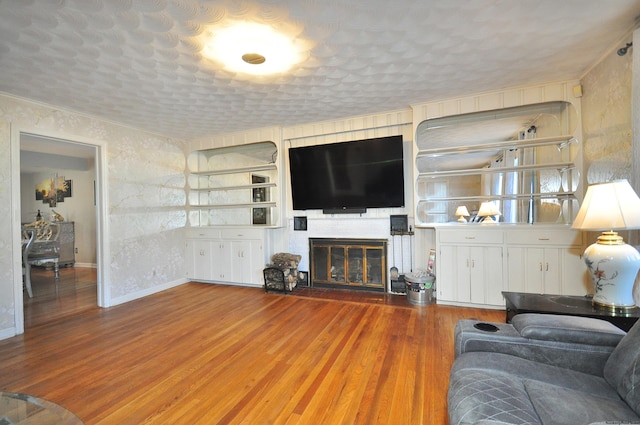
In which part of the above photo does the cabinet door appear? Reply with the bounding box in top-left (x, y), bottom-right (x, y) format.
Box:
top-left (250, 240), bottom-right (265, 285)
top-left (456, 246), bottom-right (473, 303)
top-left (542, 248), bottom-right (562, 294)
top-left (562, 247), bottom-right (590, 295)
top-left (507, 247), bottom-right (544, 293)
top-left (189, 239), bottom-right (212, 280)
top-left (473, 246), bottom-right (504, 305)
top-left (437, 245), bottom-right (457, 302)
top-left (230, 239), bottom-right (264, 285)
top-left (211, 241), bottom-right (232, 281)
top-left (439, 245), bottom-right (503, 305)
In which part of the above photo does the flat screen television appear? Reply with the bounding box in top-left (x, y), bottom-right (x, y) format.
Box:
top-left (289, 135), bottom-right (405, 212)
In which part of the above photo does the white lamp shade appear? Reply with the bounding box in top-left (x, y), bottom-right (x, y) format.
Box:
top-left (455, 206), bottom-right (470, 217)
top-left (477, 201), bottom-right (500, 217)
top-left (572, 180), bottom-right (640, 230)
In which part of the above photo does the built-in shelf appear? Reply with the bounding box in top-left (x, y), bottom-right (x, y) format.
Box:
top-left (187, 141), bottom-right (279, 227)
top-left (416, 135), bottom-right (577, 158)
top-left (190, 163), bottom-right (277, 176)
top-left (418, 162), bottom-right (575, 178)
top-left (414, 101), bottom-right (581, 226)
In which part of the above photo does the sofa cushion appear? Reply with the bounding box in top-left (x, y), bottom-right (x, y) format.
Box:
top-left (604, 319), bottom-right (640, 416)
top-left (512, 314), bottom-right (626, 346)
top-left (449, 352), bottom-right (640, 425)
top-left (525, 379), bottom-right (639, 425)
top-left (451, 352), bottom-right (619, 401)
top-left (448, 369), bottom-right (541, 425)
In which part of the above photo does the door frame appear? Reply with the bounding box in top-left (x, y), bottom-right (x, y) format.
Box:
top-left (11, 126), bottom-right (110, 334)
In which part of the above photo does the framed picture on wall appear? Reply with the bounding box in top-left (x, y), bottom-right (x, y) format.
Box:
top-left (252, 208), bottom-right (267, 225)
top-left (252, 174), bottom-right (269, 225)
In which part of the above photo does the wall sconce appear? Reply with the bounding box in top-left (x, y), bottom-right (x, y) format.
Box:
top-left (455, 206), bottom-right (470, 222)
top-left (571, 180), bottom-right (640, 309)
top-left (477, 201), bottom-right (501, 223)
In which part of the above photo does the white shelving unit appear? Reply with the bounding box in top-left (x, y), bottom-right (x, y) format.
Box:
top-left (187, 141), bottom-right (280, 227)
top-left (414, 101), bottom-right (581, 226)
top-left (414, 101), bottom-right (589, 308)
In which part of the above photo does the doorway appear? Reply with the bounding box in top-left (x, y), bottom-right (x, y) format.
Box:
top-left (15, 130), bottom-right (107, 333)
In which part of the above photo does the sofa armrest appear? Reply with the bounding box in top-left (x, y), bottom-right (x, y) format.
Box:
top-left (454, 314), bottom-right (625, 375)
top-left (511, 314), bottom-right (626, 346)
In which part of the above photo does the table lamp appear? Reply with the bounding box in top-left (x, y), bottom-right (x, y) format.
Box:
top-left (455, 206), bottom-right (470, 222)
top-left (478, 201), bottom-right (500, 223)
top-left (571, 180), bottom-right (640, 309)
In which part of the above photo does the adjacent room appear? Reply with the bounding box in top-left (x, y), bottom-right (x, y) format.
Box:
top-left (1, 1), bottom-right (640, 424)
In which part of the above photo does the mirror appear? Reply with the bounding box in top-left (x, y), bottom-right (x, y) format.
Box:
top-left (415, 101), bottom-right (580, 225)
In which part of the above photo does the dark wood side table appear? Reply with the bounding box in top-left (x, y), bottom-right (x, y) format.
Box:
top-left (502, 291), bottom-right (640, 332)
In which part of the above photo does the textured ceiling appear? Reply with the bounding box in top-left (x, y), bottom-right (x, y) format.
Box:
top-left (1, 0), bottom-right (639, 140)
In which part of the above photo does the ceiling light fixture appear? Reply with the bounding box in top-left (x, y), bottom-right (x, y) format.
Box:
top-left (202, 22), bottom-right (305, 76)
top-left (242, 53), bottom-right (266, 65)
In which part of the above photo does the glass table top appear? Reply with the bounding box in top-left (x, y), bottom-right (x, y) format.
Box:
top-left (0, 392), bottom-right (83, 425)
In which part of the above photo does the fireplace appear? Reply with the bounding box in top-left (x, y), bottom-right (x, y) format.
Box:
top-left (309, 238), bottom-right (387, 291)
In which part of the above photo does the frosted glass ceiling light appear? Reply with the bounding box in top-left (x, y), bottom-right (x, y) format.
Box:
top-left (202, 22), bottom-right (303, 75)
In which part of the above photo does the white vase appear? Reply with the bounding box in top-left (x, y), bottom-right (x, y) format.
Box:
top-left (584, 232), bottom-right (640, 309)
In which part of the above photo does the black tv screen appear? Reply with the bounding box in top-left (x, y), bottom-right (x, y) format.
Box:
top-left (289, 135), bottom-right (405, 211)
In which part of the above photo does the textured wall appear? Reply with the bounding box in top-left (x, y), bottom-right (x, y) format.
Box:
top-left (0, 120), bottom-right (13, 333)
top-left (581, 36), bottom-right (633, 184)
top-left (580, 31), bottom-right (639, 304)
top-left (0, 94), bottom-right (187, 336)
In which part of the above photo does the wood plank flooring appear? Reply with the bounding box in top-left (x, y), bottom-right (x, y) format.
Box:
top-left (3, 269), bottom-right (504, 424)
top-left (23, 267), bottom-right (97, 328)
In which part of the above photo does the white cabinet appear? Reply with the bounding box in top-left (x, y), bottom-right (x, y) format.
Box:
top-left (210, 240), bottom-right (232, 281)
top-left (434, 225), bottom-right (586, 308)
top-left (436, 228), bottom-right (505, 307)
top-left (507, 247), bottom-right (561, 294)
top-left (438, 244), bottom-right (504, 306)
top-left (506, 229), bottom-right (588, 296)
top-left (230, 239), bottom-right (263, 285)
top-left (186, 228), bottom-right (266, 287)
top-left (189, 238), bottom-right (213, 280)
top-left (562, 247), bottom-right (590, 295)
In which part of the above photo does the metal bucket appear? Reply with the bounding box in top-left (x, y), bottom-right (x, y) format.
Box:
top-left (405, 271), bottom-right (435, 306)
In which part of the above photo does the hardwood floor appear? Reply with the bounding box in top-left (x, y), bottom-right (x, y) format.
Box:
top-left (3, 270), bottom-right (504, 424)
top-left (23, 266), bottom-right (97, 328)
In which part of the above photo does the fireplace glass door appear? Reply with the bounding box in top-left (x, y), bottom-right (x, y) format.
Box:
top-left (310, 238), bottom-right (387, 291)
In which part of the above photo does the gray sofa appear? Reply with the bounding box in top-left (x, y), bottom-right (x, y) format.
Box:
top-left (448, 313), bottom-right (640, 425)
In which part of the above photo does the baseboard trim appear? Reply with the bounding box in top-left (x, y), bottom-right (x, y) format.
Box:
top-left (73, 262), bottom-right (97, 268)
top-left (0, 327), bottom-right (17, 341)
top-left (109, 278), bottom-right (189, 306)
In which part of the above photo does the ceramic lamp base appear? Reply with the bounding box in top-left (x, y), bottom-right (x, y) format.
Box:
top-left (583, 232), bottom-right (640, 309)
